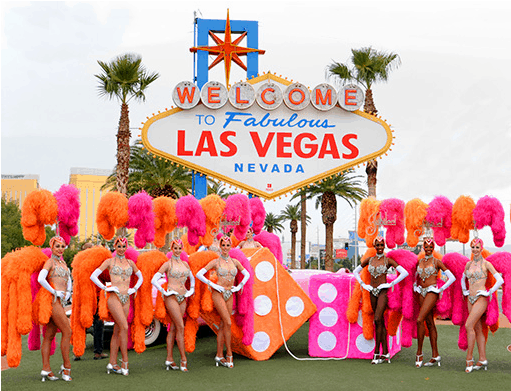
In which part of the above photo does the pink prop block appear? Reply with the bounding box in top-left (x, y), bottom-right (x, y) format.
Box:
top-left (308, 273), bottom-right (402, 359)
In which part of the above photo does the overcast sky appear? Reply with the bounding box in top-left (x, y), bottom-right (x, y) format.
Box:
top-left (1, 1), bottom-right (510, 251)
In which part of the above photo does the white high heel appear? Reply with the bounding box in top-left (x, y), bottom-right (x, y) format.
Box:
top-left (120, 360), bottom-right (129, 376)
top-left (214, 356), bottom-right (227, 367)
top-left (165, 360), bottom-right (179, 370)
top-left (473, 360), bottom-right (488, 371)
top-left (415, 354), bottom-right (423, 368)
top-left (40, 370), bottom-right (58, 382)
top-left (424, 356), bottom-right (441, 367)
top-left (106, 362), bottom-right (121, 374)
top-left (59, 365), bottom-right (72, 381)
top-left (380, 353), bottom-right (391, 364)
top-left (180, 360), bottom-right (188, 372)
top-left (465, 359), bottom-right (474, 373)
top-left (226, 355), bottom-right (234, 368)
top-left (371, 354), bottom-right (381, 365)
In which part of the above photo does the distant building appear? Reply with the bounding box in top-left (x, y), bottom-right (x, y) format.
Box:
top-left (69, 167), bottom-right (112, 241)
top-left (1, 174), bottom-right (40, 207)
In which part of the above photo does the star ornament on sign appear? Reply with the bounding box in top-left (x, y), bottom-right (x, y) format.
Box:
top-left (190, 9), bottom-right (265, 87)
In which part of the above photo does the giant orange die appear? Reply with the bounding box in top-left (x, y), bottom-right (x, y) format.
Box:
top-left (200, 248), bottom-right (317, 360)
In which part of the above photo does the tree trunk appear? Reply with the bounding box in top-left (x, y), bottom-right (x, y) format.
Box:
top-left (267, 227), bottom-right (273, 234)
top-left (290, 220), bottom-right (298, 269)
top-left (321, 192), bottom-right (337, 272)
top-left (116, 102), bottom-right (131, 195)
top-left (366, 159), bottom-right (378, 198)
top-left (300, 193), bottom-right (307, 269)
top-left (363, 87), bottom-right (378, 115)
top-left (325, 222), bottom-right (334, 271)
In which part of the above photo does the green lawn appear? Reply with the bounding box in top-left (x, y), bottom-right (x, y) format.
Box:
top-left (2, 324), bottom-right (510, 391)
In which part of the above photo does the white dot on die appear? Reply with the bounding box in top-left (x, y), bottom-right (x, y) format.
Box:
top-left (317, 283), bottom-right (337, 303)
top-left (389, 336), bottom-right (393, 350)
top-left (254, 295), bottom-right (272, 316)
top-left (252, 331), bottom-right (271, 352)
top-left (357, 310), bottom-right (363, 327)
top-left (255, 261), bottom-right (275, 282)
top-left (319, 307), bottom-right (338, 327)
top-left (317, 331), bottom-right (337, 351)
top-left (355, 334), bottom-right (375, 353)
top-left (285, 296), bottom-right (304, 317)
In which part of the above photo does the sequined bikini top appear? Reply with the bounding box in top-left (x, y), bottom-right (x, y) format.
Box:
top-left (217, 257), bottom-right (237, 281)
top-left (466, 260), bottom-right (487, 284)
top-left (110, 258), bottom-right (133, 281)
top-left (417, 257), bottom-right (437, 282)
top-left (168, 257), bottom-right (189, 279)
top-left (49, 259), bottom-right (70, 279)
top-left (368, 256), bottom-right (388, 279)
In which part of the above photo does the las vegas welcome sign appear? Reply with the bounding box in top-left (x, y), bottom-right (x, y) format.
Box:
top-left (141, 73), bottom-right (393, 199)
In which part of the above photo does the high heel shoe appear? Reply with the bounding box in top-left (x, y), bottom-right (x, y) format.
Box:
top-left (214, 356), bottom-right (227, 367)
top-left (226, 355), bottom-right (234, 368)
top-left (473, 360), bottom-right (488, 371)
top-left (380, 353), bottom-right (391, 364)
top-left (465, 359), bottom-right (474, 373)
top-left (120, 360), bottom-right (129, 376)
top-left (40, 370), bottom-right (58, 382)
top-left (106, 362), bottom-right (121, 374)
top-left (424, 356), bottom-right (441, 367)
top-left (371, 354), bottom-right (381, 365)
top-left (415, 354), bottom-right (423, 368)
top-left (180, 360), bottom-right (188, 372)
top-left (165, 360), bottom-right (179, 370)
top-left (59, 365), bottom-right (72, 381)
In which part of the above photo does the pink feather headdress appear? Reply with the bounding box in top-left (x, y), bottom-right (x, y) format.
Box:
top-left (473, 196), bottom-right (506, 247)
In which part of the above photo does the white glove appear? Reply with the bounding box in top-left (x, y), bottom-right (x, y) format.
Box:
top-left (428, 286), bottom-right (441, 294)
top-left (90, 268), bottom-right (107, 291)
top-left (105, 286), bottom-right (120, 294)
top-left (209, 282), bottom-right (225, 293)
top-left (489, 273), bottom-right (504, 295)
top-left (361, 283), bottom-right (373, 292)
top-left (475, 289), bottom-right (490, 298)
top-left (184, 287), bottom-right (195, 298)
top-left (151, 272), bottom-right (166, 296)
top-left (439, 270), bottom-right (456, 293)
top-left (461, 273), bottom-right (469, 296)
top-left (196, 268), bottom-right (225, 293)
top-left (65, 291), bottom-right (72, 302)
top-left (231, 285), bottom-right (242, 293)
top-left (165, 289), bottom-right (179, 297)
top-left (377, 283), bottom-right (392, 290)
top-left (391, 265), bottom-right (409, 286)
top-left (54, 290), bottom-right (66, 300)
top-left (127, 288), bottom-right (137, 296)
top-left (38, 269), bottom-right (56, 295)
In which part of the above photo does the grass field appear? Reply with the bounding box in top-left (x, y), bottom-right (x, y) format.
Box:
top-left (2, 324), bottom-right (510, 391)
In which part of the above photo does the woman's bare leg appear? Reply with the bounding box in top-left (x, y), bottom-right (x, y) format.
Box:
top-left (41, 320), bottom-right (57, 372)
top-left (466, 298), bottom-right (488, 362)
top-left (164, 296), bottom-right (187, 362)
top-left (212, 292), bottom-right (233, 358)
top-left (416, 292), bottom-right (438, 358)
top-left (107, 296), bottom-right (129, 364)
top-left (50, 299), bottom-right (72, 369)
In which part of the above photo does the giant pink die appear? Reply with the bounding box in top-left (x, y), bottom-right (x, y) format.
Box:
top-left (308, 273), bottom-right (402, 359)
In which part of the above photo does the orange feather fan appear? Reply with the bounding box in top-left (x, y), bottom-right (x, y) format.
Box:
top-left (404, 199), bottom-right (428, 247)
top-left (1, 247), bottom-right (49, 368)
top-left (451, 195), bottom-right (476, 244)
top-left (153, 197), bottom-right (177, 248)
top-left (357, 198), bottom-right (381, 248)
top-left (96, 192), bottom-right (129, 240)
top-left (199, 194), bottom-right (226, 247)
top-left (70, 246), bottom-right (112, 357)
top-left (20, 189), bottom-right (58, 246)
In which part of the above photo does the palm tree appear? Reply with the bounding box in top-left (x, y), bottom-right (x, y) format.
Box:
top-left (327, 47), bottom-right (401, 198)
top-left (300, 192), bottom-right (307, 269)
top-left (280, 204), bottom-right (310, 269)
top-left (303, 171), bottom-right (367, 271)
top-left (102, 140), bottom-right (192, 198)
top-left (95, 53), bottom-right (160, 195)
top-left (207, 179), bottom-right (237, 199)
top-left (263, 212), bottom-right (284, 234)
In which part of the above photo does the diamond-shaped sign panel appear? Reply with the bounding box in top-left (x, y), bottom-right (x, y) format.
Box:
top-left (200, 247), bottom-right (317, 361)
top-left (141, 74), bottom-right (392, 199)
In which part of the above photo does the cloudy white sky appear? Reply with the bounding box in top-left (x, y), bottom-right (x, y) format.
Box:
top-left (1, 1), bottom-right (510, 251)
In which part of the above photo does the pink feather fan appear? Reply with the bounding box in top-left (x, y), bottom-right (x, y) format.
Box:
top-left (425, 196), bottom-right (452, 246)
top-left (224, 194), bottom-right (251, 240)
top-left (473, 196), bottom-right (506, 247)
top-left (53, 184), bottom-right (80, 245)
top-left (379, 198), bottom-right (405, 248)
top-left (126, 191), bottom-right (155, 248)
top-left (176, 195), bottom-right (206, 246)
top-left (249, 197), bottom-right (266, 234)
